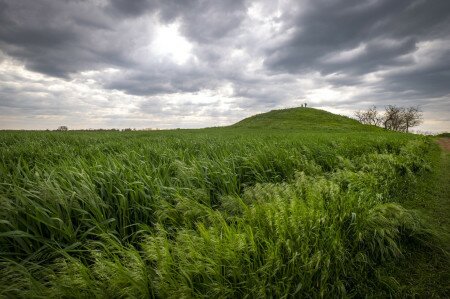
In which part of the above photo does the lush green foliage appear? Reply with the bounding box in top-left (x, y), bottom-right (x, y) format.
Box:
top-left (436, 132), bottom-right (450, 138)
top-left (0, 109), bottom-right (441, 297)
top-left (388, 142), bottom-right (450, 297)
top-left (232, 107), bottom-right (380, 131)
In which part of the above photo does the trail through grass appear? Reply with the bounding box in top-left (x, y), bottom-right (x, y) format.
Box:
top-left (390, 138), bottom-right (450, 297)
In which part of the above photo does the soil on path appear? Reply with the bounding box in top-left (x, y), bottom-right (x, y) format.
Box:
top-left (437, 137), bottom-right (450, 152)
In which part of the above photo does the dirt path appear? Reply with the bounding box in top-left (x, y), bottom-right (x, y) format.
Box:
top-left (437, 137), bottom-right (450, 152)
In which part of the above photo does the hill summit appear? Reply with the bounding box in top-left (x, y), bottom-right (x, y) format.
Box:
top-left (232, 107), bottom-right (375, 131)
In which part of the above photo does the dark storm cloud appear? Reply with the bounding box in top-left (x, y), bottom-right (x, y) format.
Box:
top-left (261, 0), bottom-right (450, 103)
top-left (0, 0), bottom-right (146, 78)
top-left (108, 0), bottom-right (247, 41)
top-left (104, 68), bottom-right (222, 96)
top-left (0, 0), bottom-right (449, 130)
top-left (381, 47), bottom-right (450, 99)
top-left (0, 89), bottom-right (76, 116)
top-left (160, 0), bottom-right (247, 43)
top-left (109, 0), bottom-right (247, 38)
top-left (265, 0), bottom-right (450, 75)
top-left (0, 0), bottom-right (248, 94)
top-left (321, 37), bottom-right (418, 75)
top-left (107, 0), bottom-right (156, 17)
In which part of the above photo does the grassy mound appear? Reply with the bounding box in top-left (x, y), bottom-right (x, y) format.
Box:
top-left (232, 107), bottom-right (378, 131)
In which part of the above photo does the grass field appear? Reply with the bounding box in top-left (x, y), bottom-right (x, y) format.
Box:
top-left (0, 108), bottom-right (448, 297)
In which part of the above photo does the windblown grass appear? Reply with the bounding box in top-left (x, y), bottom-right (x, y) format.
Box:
top-left (0, 120), bottom-right (440, 297)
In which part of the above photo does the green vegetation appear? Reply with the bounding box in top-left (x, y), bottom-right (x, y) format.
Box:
top-left (0, 108), bottom-right (447, 297)
top-left (436, 132), bottom-right (450, 138)
top-left (232, 107), bottom-right (378, 131)
top-left (390, 139), bottom-right (450, 297)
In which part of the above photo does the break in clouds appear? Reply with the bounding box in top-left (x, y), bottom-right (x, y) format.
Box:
top-left (0, 0), bottom-right (449, 131)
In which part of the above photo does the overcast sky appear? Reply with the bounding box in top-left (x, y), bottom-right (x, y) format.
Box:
top-left (0, 0), bottom-right (449, 132)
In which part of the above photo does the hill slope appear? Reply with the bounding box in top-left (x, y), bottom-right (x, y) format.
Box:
top-left (232, 107), bottom-right (377, 131)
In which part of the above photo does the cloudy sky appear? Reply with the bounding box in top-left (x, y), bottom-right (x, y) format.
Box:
top-left (0, 0), bottom-right (449, 132)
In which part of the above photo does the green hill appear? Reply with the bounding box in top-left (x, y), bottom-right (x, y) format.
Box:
top-left (232, 107), bottom-right (377, 131)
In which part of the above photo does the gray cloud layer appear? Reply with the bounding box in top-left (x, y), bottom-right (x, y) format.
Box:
top-left (0, 0), bottom-right (449, 131)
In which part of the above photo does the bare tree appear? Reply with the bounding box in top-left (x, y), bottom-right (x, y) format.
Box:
top-left (355, 105), bottom-right (423, 132)
top-left (367, 106), bottom-right (383, 126)
top-left (355, 106), bottom-right (382, 126)
top-left (383, 105), bottom-right (405, 131)
top-left (403, 106), bottom-right (423, 132)
top-left (354, 110), bottom-right (366, 123)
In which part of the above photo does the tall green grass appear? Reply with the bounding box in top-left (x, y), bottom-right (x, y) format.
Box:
top-left (0, 129), bottom-right (438, 297)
